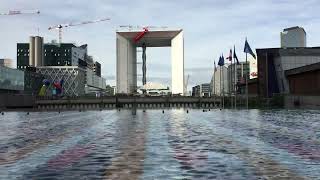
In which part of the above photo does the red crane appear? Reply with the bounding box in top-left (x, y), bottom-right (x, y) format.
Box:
top-left (119, 25), bottom-right (168, 43)
top-left (48, 18), bottom-right (110, 44)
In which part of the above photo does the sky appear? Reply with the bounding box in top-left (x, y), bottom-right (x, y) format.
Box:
top-left (1, 0), bottom-right (320, 89)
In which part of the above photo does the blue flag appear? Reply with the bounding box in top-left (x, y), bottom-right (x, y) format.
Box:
top-left (244, 39), bottom-right (256, 59)
top-left (218, 54), bottom-right (224, 66)
top-left (233, 45), bottom-right (240, 65)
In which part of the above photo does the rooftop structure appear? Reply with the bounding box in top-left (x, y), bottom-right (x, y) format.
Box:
top-left (280, 26), bottom-right (306, 48)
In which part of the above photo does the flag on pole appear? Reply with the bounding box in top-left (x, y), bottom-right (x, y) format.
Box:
top-left (226, 49), bottom-right (232, 62)
top-left (233, 45), bottom-right (240, 65)
top-left (218, 54), bottom-right (224, 66)
top-left (244, 39), bottom-right (256, 59)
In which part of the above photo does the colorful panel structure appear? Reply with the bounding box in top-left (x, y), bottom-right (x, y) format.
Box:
top-left (36, 66), bottom-right (86, 96)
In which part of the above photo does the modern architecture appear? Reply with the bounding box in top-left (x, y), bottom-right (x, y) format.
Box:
top-left (116, 29), bottom-right (184, 95)
top-left (256, 47), bottom-right (320, 97)
top-left (280, 26), bottom-right (306, 48)
top-left (192, 83), bottom-right (211, 97)
top-left (211, 65), bottom-right (229, 96)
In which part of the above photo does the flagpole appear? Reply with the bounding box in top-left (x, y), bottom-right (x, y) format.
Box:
top-left (222, 66), bottom-right (225, 109)
top-left (230, 52), bottom-right (233, 109)
top-left (246, 52), bottom-right (248, 109)
top-left (234, 58), bottom-right (237, 109)
top-left (213, 66), bottom-right (216, 107)
top-left (233, 46), bottom-right (237, 109)
top-left (220, 66), bottom-right (222, 108)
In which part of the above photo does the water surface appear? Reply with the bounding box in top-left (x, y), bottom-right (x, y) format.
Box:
top-left (0, 109), bottom-right (319, 179)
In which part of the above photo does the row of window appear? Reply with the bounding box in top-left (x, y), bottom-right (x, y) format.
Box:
top-left (17, 66), bottom-right (27, 69)
top-left (45, 49), bottom-right (71, 53)
top-left (17, 53), bottom-right (29, 57)
top-left (17, 49), bottom-right (29, 52)
top-left (17, 53), bottom-right (70, 57)
top-left (18, 49), bottom-right (71, 53)
top-left (44, 53), bottom-right (68, 57)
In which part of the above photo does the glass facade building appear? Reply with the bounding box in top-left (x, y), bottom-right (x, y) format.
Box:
top-left (0, 66), bottom-right (24, 91)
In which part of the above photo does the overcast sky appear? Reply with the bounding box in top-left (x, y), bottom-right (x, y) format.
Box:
top-left (1, 0), bottom-right (320, 88)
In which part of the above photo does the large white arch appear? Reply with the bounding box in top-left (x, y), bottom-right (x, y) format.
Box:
top-left (116, 29), bottom-right (184, 95)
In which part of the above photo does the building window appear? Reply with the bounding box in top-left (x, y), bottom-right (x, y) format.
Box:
top-left (51, 49), bottom-right (53, 52)
top-left (45, 49), bottom-right (46, 52)
top-left (17, 53), bottom-right (19, 56)
top-left (45, 54), bottom-right (46, 56)
top-left (28, 49), bottom-right (29, 52)
top-left (58, 62), bottom-right (60, 65)
top-left (24, 54), bottom-right (27, 56)
top-left (65, 53), bottom-right (67, 56)
top-left (58, 54), bottom-right (60, 56)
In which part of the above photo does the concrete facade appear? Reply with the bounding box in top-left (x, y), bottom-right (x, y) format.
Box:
top-left (281, 26), bottom-right (306, 48)
top-left (211, 65), bottom-right (229, 96)
top-left (116, 30), bottom-right (184, 95)
top-left (29, 36), bottom-right (44, 67)
top-left (256, 47), bottom-right (320, 97)
top-left (285, 62), bottom-right (320, 95)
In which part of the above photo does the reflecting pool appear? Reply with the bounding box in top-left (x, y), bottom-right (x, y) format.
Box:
top-left (0, 109), bottom-right (319, 179)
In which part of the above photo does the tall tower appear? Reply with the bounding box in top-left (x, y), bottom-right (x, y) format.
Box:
top-left (29, 36), bottom-right (44, 67)
top-left (281, 26), bottom-right (306, 48)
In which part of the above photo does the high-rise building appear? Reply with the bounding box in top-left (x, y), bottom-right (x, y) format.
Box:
top-left (280, 26), bottom-right (306, 48)
top-left (227, 62), bottom-right (250, 95)
top-left (17, 42), bottom-right (88, 69)
top-left (0, 59), bottom-right (13, 68)
top-left (93, 61), bottom-right (101, 77)
top-left (211, 65), bottom-right (229, 96)
top-left (192, 83), bottom-right (211, 97)
top-left (29, 36), bottom-right (44, 67)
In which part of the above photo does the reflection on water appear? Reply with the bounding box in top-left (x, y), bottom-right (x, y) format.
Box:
top-left (0, 109), bottom-right (319, 179)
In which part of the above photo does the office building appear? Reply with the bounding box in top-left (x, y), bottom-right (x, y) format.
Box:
top-left (280, 26), bottom-right (306, 48)
top-left (17, 42), bottom-right (88, 69)
top-left (0, 59), bottom-right (13, 68)
top-left (256, 47), bottom-right (320, 97)
top-left (227, 62), bottom-right (250, 95)
top-left (29, 36), bottom-right (44, 67)
top-left (211, 65), bottom-right (229, 96)
top-left (93, 61), bottom-right (101, 77)
top-left (192, 83), bottom-right (211, 97)
top-left (0, 66), bottom-right (24, 93)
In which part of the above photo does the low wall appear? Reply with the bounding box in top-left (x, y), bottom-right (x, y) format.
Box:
top-left (0, 94), bottom-right (36, 109)
top-left (284, 95), bottom-right (320, 109)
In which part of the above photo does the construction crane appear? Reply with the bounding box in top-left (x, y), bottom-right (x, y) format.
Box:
top-left (48, 18), bottom-right (110, 44)
top-left (184, 74), bottom-right (190, 96)
top-left (0, 10), bottom-right (40, 16)
top-left (119, 25), bottom-right (168, 92)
